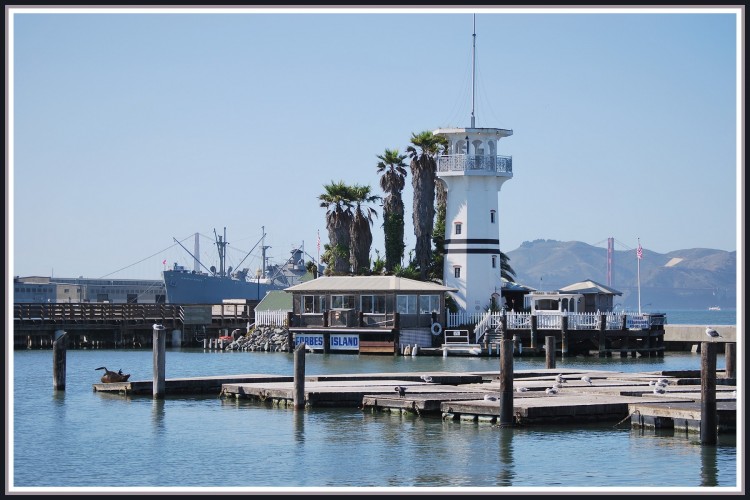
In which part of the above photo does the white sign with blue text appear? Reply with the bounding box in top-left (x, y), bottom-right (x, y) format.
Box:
top-left (294, 334), bottom-right (324, 349)
top-left (330, 334), bottom-right (359, 351)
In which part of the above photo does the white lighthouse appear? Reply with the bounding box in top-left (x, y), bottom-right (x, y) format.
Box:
top-left (433, 19), bottom-right (513, 314)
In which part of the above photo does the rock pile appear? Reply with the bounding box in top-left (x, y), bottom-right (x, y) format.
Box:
top-left (225, 325), bottom-right (290, 352)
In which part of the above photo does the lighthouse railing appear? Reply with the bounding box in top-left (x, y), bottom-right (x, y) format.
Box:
top-left (437, 154), bottom-right (513, 174)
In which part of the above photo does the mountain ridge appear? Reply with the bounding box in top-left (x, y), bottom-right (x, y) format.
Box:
top-left (505, 239), bottom-right (737, 310)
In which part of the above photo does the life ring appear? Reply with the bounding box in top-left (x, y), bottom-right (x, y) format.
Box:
top-left (431, 322), bottom-right (443, 336)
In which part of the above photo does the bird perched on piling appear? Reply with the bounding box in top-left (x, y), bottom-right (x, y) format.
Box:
top-left (394, 386), bottom-right (407, 398)
top-left (705, 326), bottom-right (721, 341)
top-left (546, 387), bottom-right (558, 395)
top-left (581, 376), bottom-right (593, 386)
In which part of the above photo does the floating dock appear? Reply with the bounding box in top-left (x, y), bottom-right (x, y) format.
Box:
top-left (92, 368), bottom-right (736, 434)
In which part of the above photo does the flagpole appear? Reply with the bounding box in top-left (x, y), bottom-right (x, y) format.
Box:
top-left (637, 238), bottom-right (641, 315)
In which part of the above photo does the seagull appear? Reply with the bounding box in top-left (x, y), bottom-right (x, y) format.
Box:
top-left (553, 382), bottom-right (563, 389)
top-left (516, 387), bottom-right (529, 393)
top-left (653, 386), bottom-right (667, 395)
top-left (546, 387), bottom-right (558, 395)
top-left (657, 378), bottom-right (670, 386)
top-left (581, 376), bottom-right (593, 385)
top-left (555, 374), bottom-right (566, 384)
top-left (706, 326), bottom-right (721, 341)
top-left (649, 380), bottom-right (657, 386)
top-left (483, 394), bottom-right (498, 401)
top-left (420, 375), bottom-right (433, 383)
top-left (394, 386), bottom-right (407, 397)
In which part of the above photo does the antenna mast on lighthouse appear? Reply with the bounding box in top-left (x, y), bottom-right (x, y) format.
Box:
top-left (471, 14), bottom-right (476, 128)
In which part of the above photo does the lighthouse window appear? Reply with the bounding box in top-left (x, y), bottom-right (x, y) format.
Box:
top-left (490, 210), bottom-right (496, 223)
top-left (454, 267), bottom-right (461, 278)
top-left (455, 223), bottom-right (462, 235)
top-left (492, 255), bottom-right (497, 268)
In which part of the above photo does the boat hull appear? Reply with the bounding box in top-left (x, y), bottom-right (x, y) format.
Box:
top-left (163, 271), bottom-right (272, 304)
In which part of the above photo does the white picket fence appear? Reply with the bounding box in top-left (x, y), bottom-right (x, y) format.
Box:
top-left (254, 309), bottom-right (289, 327)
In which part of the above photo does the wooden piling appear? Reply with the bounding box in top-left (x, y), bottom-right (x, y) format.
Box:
top-left (293, 342), bottom-right (306, 410)
top-left (52, 330), bottom-right (67, 391)
top-left (560, 316), bottom-right (568, 356)
top-left (530, 315), bottom-right (538, 352)
top-left (597, 314), bottom-right (607, 358)
top-left (498, 338), bottom-right (514, 427)
top-left (725, 343), bottom-right (736, 379)
top-left (287, 312), bottom-right (294, 353)
top-left (152, 324), bottom-right (166, 399)
top-left (393, 313), bottom-right (400, 356)
top-left (700, 341), bottom-right (717, 445)
top-left (545, 336), bottom-right (556, 369)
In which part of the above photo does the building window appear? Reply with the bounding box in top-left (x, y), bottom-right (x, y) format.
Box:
top-left (455, 222), bottom-right (462, 235)
top-left (492, 255), bottom-right (497, 268)
top-left (361, 295), bottom-right (386, 314)
top-left (419, 295), bottom-right (440, 314)
top-left (396, 295), bottom-right (417, 314)
top-left (330, 295), bottom-right (355, 309)
top-left (490, 210), bottom-right (496, 223)
top-left (454, 267), bottom-right (461, 278)
top-left (303, 295), bottom-right (327, 313)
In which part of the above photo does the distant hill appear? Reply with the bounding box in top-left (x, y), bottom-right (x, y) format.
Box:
top-left (505, 239), bottom-right (737, 310)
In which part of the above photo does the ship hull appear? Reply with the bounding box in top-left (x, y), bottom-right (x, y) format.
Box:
top-left (163, 271), bottom-right (274, 304)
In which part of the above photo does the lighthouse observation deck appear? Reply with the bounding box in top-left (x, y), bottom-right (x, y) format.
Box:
top-left (437, 154), bottom-right (513, 176)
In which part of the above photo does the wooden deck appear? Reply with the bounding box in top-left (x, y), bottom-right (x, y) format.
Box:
top-left (92, 368), bottom-right (736, 433)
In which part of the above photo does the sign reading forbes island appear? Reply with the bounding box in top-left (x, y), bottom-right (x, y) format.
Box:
top-left (294, 334), bottom-right (359, 351)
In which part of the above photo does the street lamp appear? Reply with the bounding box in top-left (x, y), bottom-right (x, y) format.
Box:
top-left (256, 268), bottom-right (262, 299)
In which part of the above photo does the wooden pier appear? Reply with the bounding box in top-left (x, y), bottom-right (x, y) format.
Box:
top-left (91, 367), bottom-right (735, 433)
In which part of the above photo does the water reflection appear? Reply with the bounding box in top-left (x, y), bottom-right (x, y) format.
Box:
top-left (151, 398), bottom-right (165, 432)
top-left (496, 427), bottom-right (516, 486)
top-left (699, 444), bottom-right (718, 487)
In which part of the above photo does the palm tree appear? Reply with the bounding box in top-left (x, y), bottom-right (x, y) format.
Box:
top-left (376, 148), bottom-right (408, 273)
top-left (318, 181), bottom-right (354, 275)
top-left (500, 251), bottom-right (516, 282)
top-left (349, 184), bottom-right (381, 275)
top-left (406, 131), bottom-right (447, 280)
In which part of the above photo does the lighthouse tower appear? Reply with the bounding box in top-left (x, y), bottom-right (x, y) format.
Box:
top-left (434, 20), bottom-right (513, 314)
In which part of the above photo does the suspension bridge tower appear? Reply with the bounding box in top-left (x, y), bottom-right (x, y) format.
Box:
top-left (433, 19), bottom-right (514, 314)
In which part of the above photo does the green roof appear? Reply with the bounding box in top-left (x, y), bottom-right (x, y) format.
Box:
top-left (255, 290), bottom-right (292, 311)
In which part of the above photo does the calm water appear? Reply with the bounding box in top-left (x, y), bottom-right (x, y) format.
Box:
top-left (10, 343), bottom-right (740, 493)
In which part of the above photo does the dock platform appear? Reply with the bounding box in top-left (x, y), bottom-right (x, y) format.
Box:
top-left (93, 368), bottom-right (736, 433)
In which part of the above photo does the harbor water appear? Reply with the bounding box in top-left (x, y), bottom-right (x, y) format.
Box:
top-left (9, 309), bottom-right (741, 493)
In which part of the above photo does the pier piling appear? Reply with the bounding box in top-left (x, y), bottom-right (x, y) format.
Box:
top-left (153, 324), bottom-right (166, 399)
top-left (700, 341), bottom-right (717, 445)
top-left (294, 342), bottom-right (306, 410)
top-left (52, 330), bottom-right (67, 391)
top-left (498, 338), bottom-right (514, 427)
top-left (545, 336), bottom-right (556, 369)
top-left (724, 343), bottom-right (735, 379)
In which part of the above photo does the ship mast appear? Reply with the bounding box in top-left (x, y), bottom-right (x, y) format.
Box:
top-left (214, 227), bottom-right (228, 277)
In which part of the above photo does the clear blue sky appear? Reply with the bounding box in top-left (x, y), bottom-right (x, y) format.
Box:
top-left (9, 6), bottom-right (741, 281)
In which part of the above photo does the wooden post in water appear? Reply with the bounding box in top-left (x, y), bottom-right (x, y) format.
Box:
top-left (700, 341), bottom-right (718, 445)
top-left (293, 342), bottom-right (306, 410)
top-left (498, 338), bottom-right (514, 427)
top-left (725, 343), bottom-right (736, 379)
top-left (598, 314), bottom-right (607, 358)
top-left (152, 323), bottom-right (166, 399)
top-left (286, 311), bottom-right (294, 353)
top-left (545, 336), bottom-right (556, 369)
top-left (530, 315), bottom-right (538, 352)
top-left (560, 315), bottom-right (568, 357)
top-left (52, 330), bottom-right (67, 391)
top-left (393, 312), bottom-right (401, 356)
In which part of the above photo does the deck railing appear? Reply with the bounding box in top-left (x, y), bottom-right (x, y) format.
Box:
top-left (437, 154), bottom-right (513, 174)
